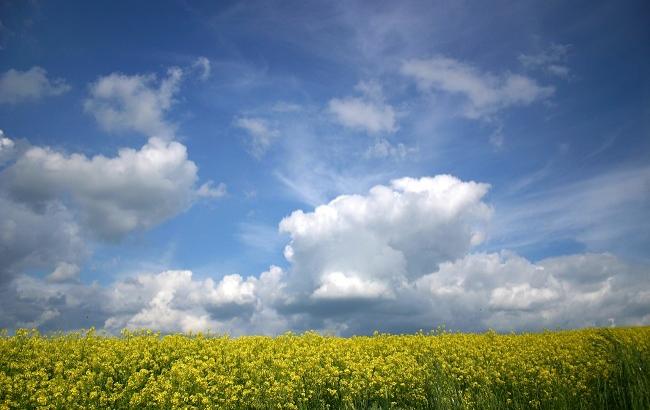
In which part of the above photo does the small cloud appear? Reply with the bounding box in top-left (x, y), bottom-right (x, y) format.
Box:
top-left (234, 116), bottom-right (280, 159)
top-left (47, 262), bottom-right (80, 283)
top-left (0, 129), bottom-right (16, 164)
top-left (192, 57), bottom-right (211, 81)
top-left (547, 64), bottom-right (570, 78)
top-left (197, 181), bottom-right (227, 199)
top-left (489, 127), bottom-right (505, 149)
top-left (0, 66), bottom-right (70, 104)
top-left (328, 80), bottom-right (398, 134)
top-left (364, 138), bottom-right (417, 160)
top-left (401, 56), bottom-right (554, 120)
top-left (519, 44), bottom-right (571, 78)
top-left (84, 67), bottom-right (183, 139)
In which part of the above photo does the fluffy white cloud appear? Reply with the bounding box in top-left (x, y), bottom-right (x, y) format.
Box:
top-left (101, 266), bottom-right (288, 334)
top-left (2, 173), bottom-right (648, 335)
top-left (84, 68), bottom-right (183, 138)
top-left (0, 133), bottom-right (223, 288)
top-left (2, 137), bottom-right (209, 240)
top-left (234, 117), bottom-right (280, 158)
top-left (279, 175), bottom-right (492, 301)
top-left (312, 272), bottom-right (391, 300)
top-left (328, 81), bottom-right (397, 134)
top-left (0, 67), bottom-right (70, 104)
top-left (415, 251), bottom-right (650, 331)
top-left (5, 249), bottom-right (647, 335)
top-left (401, 57), bottom-right (554, 119)
top-left (1, 61), bottom-right (222, 285)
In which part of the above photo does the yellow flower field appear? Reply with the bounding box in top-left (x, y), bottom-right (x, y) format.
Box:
top-left (1, 327), bottom-right (648, 409)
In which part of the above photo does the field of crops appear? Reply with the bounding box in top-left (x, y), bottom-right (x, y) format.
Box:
top-left (1, 327), bottom-right (649, 409)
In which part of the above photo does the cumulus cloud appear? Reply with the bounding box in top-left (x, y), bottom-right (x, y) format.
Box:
top-left (328, 81), bottom-right (397, 134)
top-left (4, 243), bottom-right (648, 335)
top-left (0, 265), bottom-right (289, 335)
top-left (234, 116), bottom-right (280, 158)
top-left (2, 137), bottom-right (208, 240)
top-left (0, 196), bottom-right (85, 283)
top-left (84, 68), bottom-right (183, 138)
top-left (0, 66), bottom-right (70, 104)
top-left (279, 175), bottom-right (492, 302)
top-left (415, 251), bottom-right (650, 331)
top-left (2, 173), bottom-right (648, 335)
top-left (0, 133), bottom-right (223, 288)
top-left (401, 57), bottom-right (554, 119)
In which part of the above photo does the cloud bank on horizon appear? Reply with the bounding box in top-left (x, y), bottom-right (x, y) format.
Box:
top-left (0, 0), bottom-right (648, 334)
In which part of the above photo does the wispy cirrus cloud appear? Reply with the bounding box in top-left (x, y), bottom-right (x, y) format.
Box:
top-left (234, 116), bottom-right (280, 159)
top-left (519, 44), bottom-right (571, 78)
top-left (490, 165), bottom-right (650, 255)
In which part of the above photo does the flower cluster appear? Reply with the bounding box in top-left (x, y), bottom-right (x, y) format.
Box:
top-left (0, 327), bottom-right (648, 409)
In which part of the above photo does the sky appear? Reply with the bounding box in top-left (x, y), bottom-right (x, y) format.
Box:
top-left (0, 0), bottom-right (648, 335)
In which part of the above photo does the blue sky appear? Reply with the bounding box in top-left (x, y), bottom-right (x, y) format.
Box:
top-left (0, 0), bottom-right (648, 334)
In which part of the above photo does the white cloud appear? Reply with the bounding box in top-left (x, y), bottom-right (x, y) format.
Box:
top-left (364, 138), bottom-right (417, 160)
top-left (401, 57), bottom-right (554, 119)
top-left (101, 267), bottom-right (287, 334)
top-left (0, 130), bottom-right (16, 165)
top-left (2, 137), bottom-right (212, 240)
top-left (47, 262), bottom-right (80, 283)
top-left (2, 173), bottom-right (649, 335)
top-left (0, 66), bottom-right (70, 104)
top-left (192, 57), bottom-right (211, 81)
top-left (84, 68), bottom-right (183, 138)
top-left (0, 196), bottom-right (85, 283)
top-left (547, 65), bottom-right (570, 78)
top-left (519, 44), bottom-right (571, 78)
top-left (279, 175), bottom-right (492, 299)
top-left (491, 166), bottom-right (650, 252)
top-left (312, 272), bottom-right (391, 300)
top-left (234, 116), bottom-right (279, 158)
top-left (415, 251), bottom-right (649, 331)
top-left (328, 80), bottom-right (397, 134)
top-left (5, 246), bottom-right (647, 335)
top-left (197, 181), bottom-right (227, 198)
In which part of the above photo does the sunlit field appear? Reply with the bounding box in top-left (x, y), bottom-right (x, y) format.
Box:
top-left (1, 327), bottom-right (648, 409)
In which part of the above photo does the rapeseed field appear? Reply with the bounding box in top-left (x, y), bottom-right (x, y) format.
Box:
top-left (1, 327), bottom-right (648, 409)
